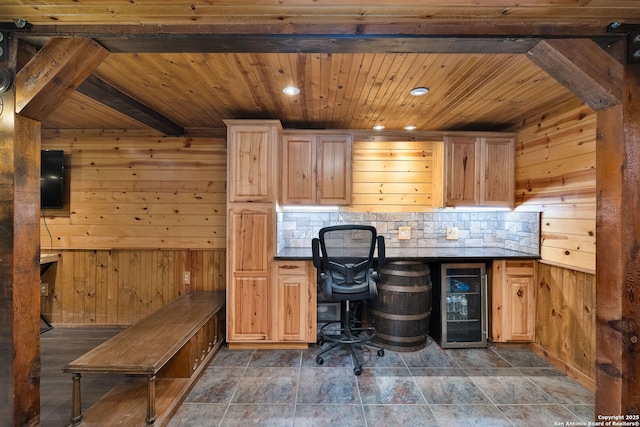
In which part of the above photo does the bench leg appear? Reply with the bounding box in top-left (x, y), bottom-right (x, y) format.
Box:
top-left (70, 373), bottom-right (83, 426)
top-left (146, 374), bottom-right (156, 426)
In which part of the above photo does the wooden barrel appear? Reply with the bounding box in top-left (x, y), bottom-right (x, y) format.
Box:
top-left (368, 260), bottom-right (432, 352)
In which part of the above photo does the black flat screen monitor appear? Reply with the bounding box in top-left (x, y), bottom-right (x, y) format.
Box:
top-left (40, 150), bottom-right (65, 209)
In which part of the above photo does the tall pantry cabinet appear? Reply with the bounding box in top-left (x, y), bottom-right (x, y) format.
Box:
top-left (225, 120), bottom-right (315, 347)
top-left (225, 120), bottom-right (280, 343)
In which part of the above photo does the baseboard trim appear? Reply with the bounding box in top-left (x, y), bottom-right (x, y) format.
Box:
top-left (529, 342), bottom-right (596, 392)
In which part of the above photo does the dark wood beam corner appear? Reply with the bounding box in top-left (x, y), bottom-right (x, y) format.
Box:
top-left (526, 38), bottom-right (623, 112)
top-left (607, 23), bottom-right (640, 63)
top-left (76, 75), bottom-right (184, 136)
top-left (15, 37), bottom-right (109, 121)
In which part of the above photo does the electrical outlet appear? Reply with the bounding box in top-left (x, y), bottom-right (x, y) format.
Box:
top-left (40, 282), bottom-right (49, 297)
top-left (446, 227), bottom-right (459, 240)
top-left (398, 226), bottom-right (411, 240)
top-left (351, 230), bottom-right (366, 240)
top-left (183, 271), bottom-right (191, 284)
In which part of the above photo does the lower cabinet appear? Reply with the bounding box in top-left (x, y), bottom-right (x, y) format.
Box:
top-left (276, 260), bottom-right (317, 342)
top-left (491, 260), bottom-right (536, 342)
top-left (227, 260), bottom-right (316, 346)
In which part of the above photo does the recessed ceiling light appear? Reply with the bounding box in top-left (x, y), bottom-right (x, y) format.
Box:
top-left (283, 86), bottom-right (300, 95)
top-left (410, 87), bottom-right (429, 96)
top-left (373, 125), bottom-right (385, 131)
top-left (404, 125), bottom-right (417, 130)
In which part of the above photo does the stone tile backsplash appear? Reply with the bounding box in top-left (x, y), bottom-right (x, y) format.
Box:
top-left (277, 210), bottom-right (540, 255)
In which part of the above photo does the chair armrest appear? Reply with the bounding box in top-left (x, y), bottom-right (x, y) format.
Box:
top-left (312, 238), bottom-right (322, 269)
top-left (377, 236), bottom-right (386, 267)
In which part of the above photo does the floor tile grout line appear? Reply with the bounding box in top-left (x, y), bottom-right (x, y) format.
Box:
top-left (217, 348), bottom-right (255, 427)
top-left (399, 349), bottom-right (438, 421)
top-left (292, 349), bottom-right (303, 425)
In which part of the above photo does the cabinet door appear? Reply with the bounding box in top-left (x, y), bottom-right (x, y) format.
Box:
top-left (317, 135), bottom-right (352, 205)
top-left (504, 275), bottom-right (535, 341)
top-left (277, 275), bottom-right (308, 341)
top-left (491, 260), bottom-right (536, 342)
top-left (444, 136), bottom-right (479, 207)
top-left (282, 134), bottom-right (317, 205)
top-left (227, 205), bottom-right (274, 341)
top-left (226, 121), bottom-right (279, 203)
top-left (275, 261), bottom-right (316, 342)
top-left (228, 206), bottom-right (272, 273)
top-left (480, 137), bottom-right (514, 207)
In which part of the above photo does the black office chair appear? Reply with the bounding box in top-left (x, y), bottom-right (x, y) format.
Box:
top-left (312, 224), bottom-right (386, 375)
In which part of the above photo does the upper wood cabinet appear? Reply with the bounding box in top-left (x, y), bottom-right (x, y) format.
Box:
top-left (225, 119), bottom-right (281, 203)
top-left (281, 134), bottom-right (316, 205)
top-left (492, 260), bottom-right (536, 342)
top-left (444, 135), bottom-right (515, 207)
top-left (281, 133), bottom-right (352, 205)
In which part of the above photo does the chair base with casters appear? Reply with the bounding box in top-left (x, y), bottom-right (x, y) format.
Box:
top-left (315, 300), bottom-right (385, 375)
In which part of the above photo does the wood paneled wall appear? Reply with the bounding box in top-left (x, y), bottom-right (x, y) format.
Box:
top-left (534, 262), bottom-right (595, 390)
top-left (514, 99), bottom-right (597, 389)
top-left (40, 130), bottom-right (227, 250)
top-left (39, 130), bottom-right (227, 324)
top-left (350, 140), bottom-right (444, 211)
top-left (514, 99), bottom-right (596, 273)
top-left (41, 249), bottom-right (225, 325)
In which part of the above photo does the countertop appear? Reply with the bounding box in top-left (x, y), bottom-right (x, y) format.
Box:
top-left (276, 246), bottom-right (539, 261)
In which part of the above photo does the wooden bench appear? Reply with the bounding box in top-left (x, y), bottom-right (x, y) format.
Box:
top-left (63, 290), bottom-right (225, 427)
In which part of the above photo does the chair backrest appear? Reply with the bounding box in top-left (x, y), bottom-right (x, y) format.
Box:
top-left (312, 225), bottom-right (385, 301)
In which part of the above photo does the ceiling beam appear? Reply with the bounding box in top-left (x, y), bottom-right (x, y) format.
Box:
top-left (526, 38), bottom-right (623, 111)
top-left (15, 23), bottom-right (621, 56)
top-left (76, 75), bottom-right (184, 136)
top-left (15, 37), bottom-right (108, 121)
top-left (16, 21), bottom-right (616, 38)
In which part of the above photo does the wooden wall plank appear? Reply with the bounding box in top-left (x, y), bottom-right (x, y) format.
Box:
top-left (40, 134), bottom-right (227, 250)
top-left (514, 99), bottom-right (596, 273)
top-left (43, 249), bottom-right (226, 325)
top-left (349, 139), bottom-right (442, 212)
top-left (535, 263), bottom-right (596, 389)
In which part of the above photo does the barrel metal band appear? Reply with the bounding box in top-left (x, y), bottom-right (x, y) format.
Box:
top-left (379, 284), bottom-right (431, 293)
top-left (369, 308), bottom-right (431, 321)
top-left (380, 269), bottom-right (429, 277)
top-left (374, 331), bottom-right (428, 343)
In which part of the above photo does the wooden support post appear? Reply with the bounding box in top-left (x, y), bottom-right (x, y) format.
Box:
top-left (146, 375), bottom-right (156, 426)
top-left (0, 32), bottom-right (42, 426)
top-left (70, 373), bottom-right (83, 426)
top-left (596, 61), bottom-right (640, 417)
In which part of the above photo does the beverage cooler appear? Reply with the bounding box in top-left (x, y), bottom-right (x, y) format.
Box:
top-left (431, 263), bottom-right (487, 348)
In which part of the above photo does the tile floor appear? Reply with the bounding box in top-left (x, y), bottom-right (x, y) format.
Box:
top-left (168, 337), bottom-right (595, 427)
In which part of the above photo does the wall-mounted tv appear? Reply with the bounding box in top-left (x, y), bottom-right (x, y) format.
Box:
top-left (40, 150), bottom-right (65, 209)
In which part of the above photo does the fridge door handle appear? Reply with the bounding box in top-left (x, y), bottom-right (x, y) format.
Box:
top-left (482, 273), bottom-right (488, 341)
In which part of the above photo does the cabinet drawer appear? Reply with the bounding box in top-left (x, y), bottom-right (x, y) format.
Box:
top-left (276, 260), bottom-right (308, 275)
top-left (505, 260), bottom-right (535, 276)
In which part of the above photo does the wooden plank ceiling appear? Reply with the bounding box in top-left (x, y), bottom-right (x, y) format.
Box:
top-left (2, 1), bottom-right (640, 27)
top-left (41, 52), bottom-right (576, 133)
top-left (3, 0), bottom-right (640, 133)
